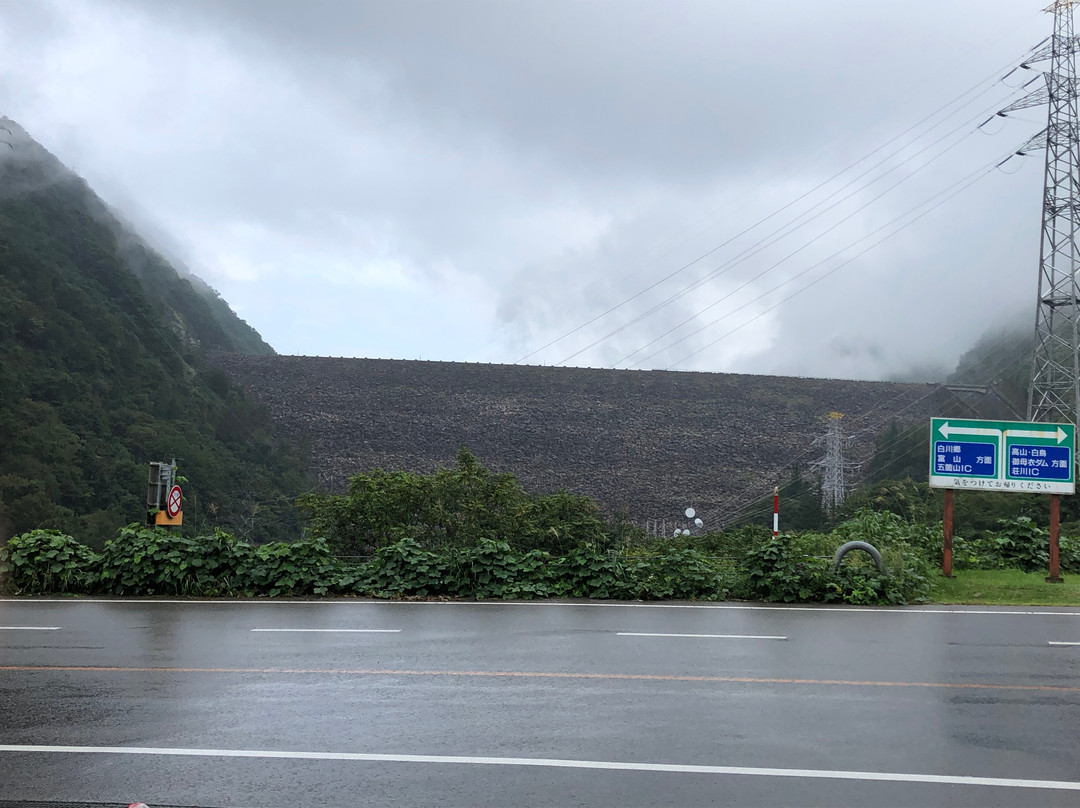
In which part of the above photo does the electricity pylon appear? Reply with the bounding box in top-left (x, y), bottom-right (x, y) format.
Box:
top-left (1027, 0), bottom-right (1080, 424)
top-left (814, 412), bottom-right (858, 513)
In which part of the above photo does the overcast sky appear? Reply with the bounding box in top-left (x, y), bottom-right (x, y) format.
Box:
top-left (0, 0), bottom-right (1058, 379)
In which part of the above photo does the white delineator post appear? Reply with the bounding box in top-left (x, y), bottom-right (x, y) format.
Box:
top-left (773, 487), bottom-right (779, 536)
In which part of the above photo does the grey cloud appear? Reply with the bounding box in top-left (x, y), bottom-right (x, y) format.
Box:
top-left (105, 0), bottom-right (1035, 182)
top-left (0, 0), bottom-right (1056, 378)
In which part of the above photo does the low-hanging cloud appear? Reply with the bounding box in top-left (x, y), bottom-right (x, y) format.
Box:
top-left (0, 0), bottom-right (1052, 378)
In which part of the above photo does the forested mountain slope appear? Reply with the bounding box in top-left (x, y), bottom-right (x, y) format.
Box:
top-left (948, 318), bottom-right (1032, 418)
top-left (0, 119), bottom-right (308, 544)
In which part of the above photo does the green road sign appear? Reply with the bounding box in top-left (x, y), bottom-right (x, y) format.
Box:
top-left (929, 418), bottom-right (1075, 494)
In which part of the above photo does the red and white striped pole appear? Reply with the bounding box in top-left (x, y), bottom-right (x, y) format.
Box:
top-left (772, 486), bottom-right (779, 536)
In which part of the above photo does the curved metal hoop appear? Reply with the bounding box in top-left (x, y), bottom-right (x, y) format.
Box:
top-left (833, 541), bottom-right (885, 574)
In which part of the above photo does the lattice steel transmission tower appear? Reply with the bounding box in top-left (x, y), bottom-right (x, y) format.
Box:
top-left (1028, 0), bottom-right (1080, 424)
top-left (814, 412), bottom-right (858, 513)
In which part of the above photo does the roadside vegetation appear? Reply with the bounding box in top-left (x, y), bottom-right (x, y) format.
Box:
top-left (3, 450), bottom-right (1077, 606)
top-left (0, 511), bottom-right (932, 604)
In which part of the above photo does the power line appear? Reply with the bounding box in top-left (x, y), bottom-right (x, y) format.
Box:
top-left (663, 154), bottom-right (1005, 370)
top-left (518, 47), bottom-right (1041, 369)
top-left (559, 93), bottom-right (1026, 368)
top-left (717, 387), bottom-right (947, 526)
top-left (614, 114), bottom-right (1007, 369)
top-left (516, 51), bottom-right (1036, 366)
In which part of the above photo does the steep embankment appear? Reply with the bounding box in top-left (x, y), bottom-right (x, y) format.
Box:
top-left (0, 119), bottom-right (309, 543)
top-left (211, 354), bottom-right (949, 526)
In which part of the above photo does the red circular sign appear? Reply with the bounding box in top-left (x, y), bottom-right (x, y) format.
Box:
top-left (166, 485), bottom-right (183, 518)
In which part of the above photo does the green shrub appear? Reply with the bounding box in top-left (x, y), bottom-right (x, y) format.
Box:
top-left (235, 537), bottom-right (347, 597)
top-left (739, 534), bottom-right (833, 603)
top-left (508, 550), bottom-right (561, 599)
top-left (659, 525), bottom-right (768, 558)
top-left (949, 516), bottom-right (1056, 573)
top-left (98, 524), bottom-right (253, 596)
top-left (1, 529), bottom-right (100, 594)
top-left (951, 534), bottom-right (982, 571)
top-left (448, 538), bottom-right (556, 599)
top-left (361, 537), bottom-right (450, 597)
top-left (982, 517), bottom-right (1050, 572)
top-left (552, 543), bottom-right (637, 599)
top-left (832, 543), bottom-right (932, 605)
top-left (95, 526), bottom-right (351, 597)
top-left (635, 548), bottom-right (728, 600)
top-left (830, 508), bottom-right (939, 553)
top-left (514, 491), bottom-right (608, 554)
top-left (299, 449), bottom-right (608, 555)
top-left (736, 520), bottom-right (933, 606)
top-left (1060, 534), bottom-right (1080, 573)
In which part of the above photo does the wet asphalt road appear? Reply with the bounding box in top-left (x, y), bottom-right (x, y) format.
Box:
top-left (1, 598), bottom-right (1079, 808)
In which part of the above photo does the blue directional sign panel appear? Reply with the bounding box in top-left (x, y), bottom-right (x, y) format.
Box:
top-left (1009, 444), bottom-right (1072, 482)
top-left (929, 418), bottom-right (1075, 494)
top-left (933, 440), bottom-right (996, 478)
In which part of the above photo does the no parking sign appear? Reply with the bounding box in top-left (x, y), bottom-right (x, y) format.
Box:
top-left (166, 485), bottom-right (183, 518)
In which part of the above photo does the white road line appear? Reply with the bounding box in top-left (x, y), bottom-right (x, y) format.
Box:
top-left (1048, 641), bottom-right (1080, 646)
top-left (250, 629), bottom-right (400, 633)
top-left (0, 744), bottom-right (1076, 792)
top-left (617, 632), bottom-right (787, 640)
top-left (0, 626), bottom-right (61, 631)
top-left (4, 599), bottom-right (1080, 617)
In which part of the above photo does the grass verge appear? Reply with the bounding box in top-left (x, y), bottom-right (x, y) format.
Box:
top-left (931, 569), bottom-right (1080, 606)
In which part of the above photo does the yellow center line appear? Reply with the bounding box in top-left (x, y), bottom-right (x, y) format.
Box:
top-left (0, 665), bottom-right (1077, 693)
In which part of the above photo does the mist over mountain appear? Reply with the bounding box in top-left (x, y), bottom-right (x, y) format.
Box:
top-left (0, 119), bottom-right (307, 544)
top-left (1, 119), bottom-right (273, 356)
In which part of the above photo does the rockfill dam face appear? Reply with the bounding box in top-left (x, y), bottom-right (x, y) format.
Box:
top-left (211, 354), bottom-right (946, 527)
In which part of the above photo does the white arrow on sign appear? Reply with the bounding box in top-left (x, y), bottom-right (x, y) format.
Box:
top-left (937, 422), bottom-right (1001, 440)
top-left (1003, 427), bottom-right (1069, 444)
